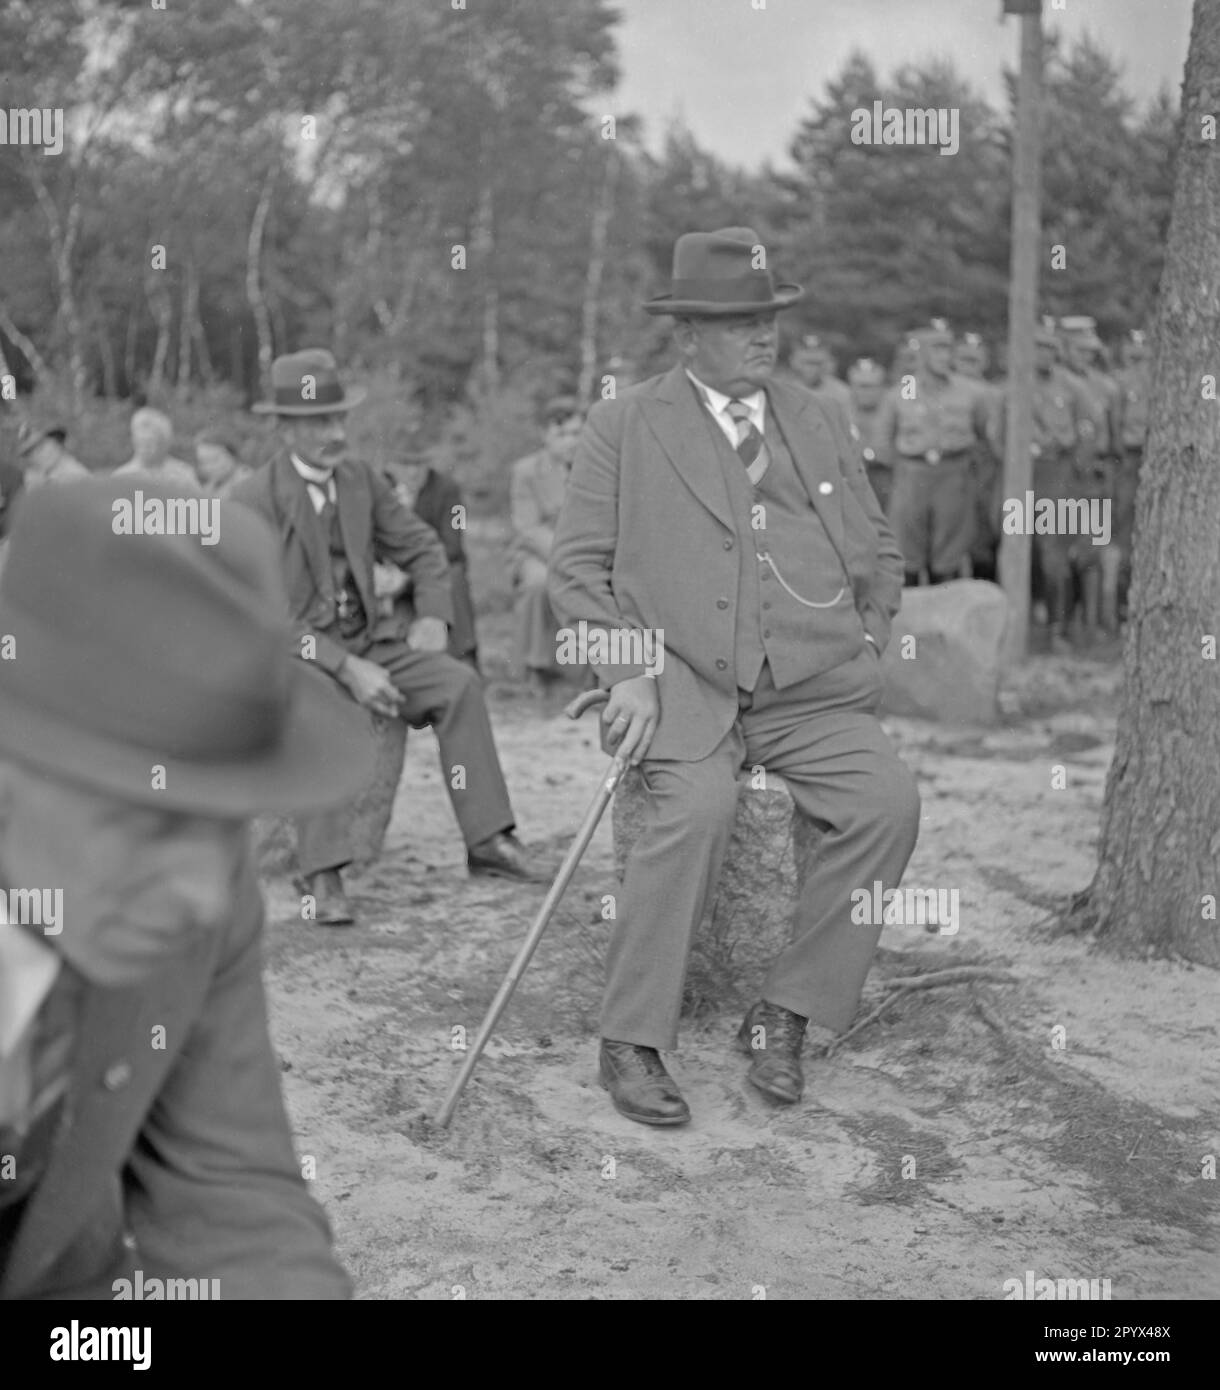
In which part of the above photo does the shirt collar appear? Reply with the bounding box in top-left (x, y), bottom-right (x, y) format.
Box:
top-left (289, 452), bottom-right (335, 486)
top-left (685, 369), bottom-right (766, 425)
top-left (0, 896), bottom-right (62, 1059)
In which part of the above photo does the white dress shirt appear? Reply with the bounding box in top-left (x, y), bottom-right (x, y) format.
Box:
top-left (290, 453), bottom-right (338, 515)
top-left (685, 369), bottom-right (767, 445)
top-left (0, 897), bottom-right (62, 1128)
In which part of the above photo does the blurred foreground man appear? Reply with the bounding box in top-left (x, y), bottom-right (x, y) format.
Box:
top-left (233, 349), bottom-right (535, 925)
top-left (0, 476), bottom-right (372, 1299)
top-left (550, 227), bottom-right (921, 1126)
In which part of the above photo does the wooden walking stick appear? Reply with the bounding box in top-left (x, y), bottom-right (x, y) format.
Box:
top-left (434, 687), bottom-right (624, 1128)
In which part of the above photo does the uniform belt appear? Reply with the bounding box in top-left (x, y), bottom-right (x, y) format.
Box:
top-left (897, 447), bottom-right (970, 465)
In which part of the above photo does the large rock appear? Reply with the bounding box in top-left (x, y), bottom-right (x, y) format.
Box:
top-left (611, 768), bottom-right (822, 1013)
top-left (253, 714), bottom-right (408, 876)
top-left (878, 578), bottom-right (1009, 725)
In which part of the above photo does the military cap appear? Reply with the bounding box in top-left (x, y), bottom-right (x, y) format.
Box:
top-left (848, 357), bottom-right (885, 385)
top-left (912, 318), bottom-right (952, 347)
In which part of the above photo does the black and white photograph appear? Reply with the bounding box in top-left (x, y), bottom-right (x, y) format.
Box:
top-left (0, 0), bottom-right (1216, 1338)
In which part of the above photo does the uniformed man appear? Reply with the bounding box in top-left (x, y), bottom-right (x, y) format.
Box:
top-left (847, 358), bottom-right (891, 512)
top-left (954, 333), bottom-right (1003, 582)
top-left (1111, 329), bottom-right (1151, 625)
top-left (1060, 317), bottom-right (1120, 642)
top-left (994, 322), bottom-right (1098, 653)
top-left (787, 333), bottom-right (855, 418)
top-left (876, 319), bottom-right (994, 585)
top-left (889, 332), bottom-right (921, 389)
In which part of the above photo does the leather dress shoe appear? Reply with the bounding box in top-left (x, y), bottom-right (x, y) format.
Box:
top-left (467, 831), bottom-right (538, 882)
top-left (302, 869), bottom-right (356, 926)
top-left (599, 1040), bottom-right (691, 1126)
top-left (736, 1000), bottom-right (808, 1104)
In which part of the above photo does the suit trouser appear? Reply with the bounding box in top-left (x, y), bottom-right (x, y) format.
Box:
top-left (601, 648), bottom-right (922, 1049)
top-left (889, 454), bottom-right (974, 578)
top-left (296, 640), bottom-right (515, 875)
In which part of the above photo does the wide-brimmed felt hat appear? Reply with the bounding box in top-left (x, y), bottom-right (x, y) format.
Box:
top-left (643, 227), bottom-right (804, 317)
top-left (17, 421), bottom-right (68, 457)
top-left (0, 475), bottom-right (376, 814)
top-left (252, 348), bottom-right (367, 416)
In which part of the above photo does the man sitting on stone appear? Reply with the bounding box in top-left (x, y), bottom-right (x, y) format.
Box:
top-left (232, 349), bottom-right (536, 925)
top-left (549, 226), bottom-right (920, 1127)
top-left (114, 407), bottom-right (200, 490)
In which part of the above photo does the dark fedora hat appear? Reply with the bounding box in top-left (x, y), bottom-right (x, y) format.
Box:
top-left (0, 475), bottom-right (376, 814)
top-left (251, 348), bottom-right (367, 416)
top-left (643, 226), bottom-right (804, 317)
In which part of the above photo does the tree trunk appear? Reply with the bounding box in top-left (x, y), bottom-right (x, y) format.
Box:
top-left (0, 301), bottom-right (52, 384)
top-left (93, 299), bottom-right (119, 399)
top-left (146, 276), bottom-right (173, 398)
top-left (473, 178), bottom-right (499, 393)
top-left (1067, 0), bottom-right (1220, 968)
top-left (123, 306), bottom-right (139, 398)
top-left (246, 171), bottom-right (276, 401)
top-left (176, 259), bottom-right (197, 397)
top-left (577, 142), bottom-right (619, 409)
top-left (28, 171), bottom-right (89, 406)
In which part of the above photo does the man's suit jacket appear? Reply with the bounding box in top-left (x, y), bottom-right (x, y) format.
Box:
top-left (0, 849), bottom-right (349, 1300)
top-left (548, 364), bottom-right (905, 763)
top-left (230, 452), bottom-right (455, 676)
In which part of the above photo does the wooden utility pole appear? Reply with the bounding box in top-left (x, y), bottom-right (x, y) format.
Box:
top-left (1000, 0), bottom-right (1043, 661)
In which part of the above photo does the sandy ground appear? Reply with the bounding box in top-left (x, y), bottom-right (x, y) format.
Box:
top-left (260, 636), bottom-right (1218, 1300)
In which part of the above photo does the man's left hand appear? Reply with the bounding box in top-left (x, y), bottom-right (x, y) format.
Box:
top-left (407, 616), bottom-right (449, 653)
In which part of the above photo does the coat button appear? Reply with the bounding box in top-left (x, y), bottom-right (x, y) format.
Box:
top-left (762, 602), bottom-right (771, 611)
top-left (717, 598), bottom-right (729, 609)
top-left (818, 481), bottom-right (833, 495)
top-left (763, 629), bottom-right (772, 638)
top-left (723, 539), bottom-right (733, 550)
top-left (715, 658), bottom-right (728, 670)
top-left (103, 1061), bottom-right (132, 1091)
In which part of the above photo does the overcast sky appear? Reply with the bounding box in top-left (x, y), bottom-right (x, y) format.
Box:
top-left (612, 0), bottom-right (1195, 168)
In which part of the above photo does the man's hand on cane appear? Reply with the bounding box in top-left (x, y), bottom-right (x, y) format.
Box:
top-left (601, 674), bottom-right (659, 766)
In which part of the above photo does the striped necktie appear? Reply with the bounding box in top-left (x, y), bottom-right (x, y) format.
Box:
top-left (726, 399), bottom-right (769, 483)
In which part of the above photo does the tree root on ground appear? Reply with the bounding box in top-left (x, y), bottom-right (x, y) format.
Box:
top-left (825, 967), bottom-right (1019, 1057)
